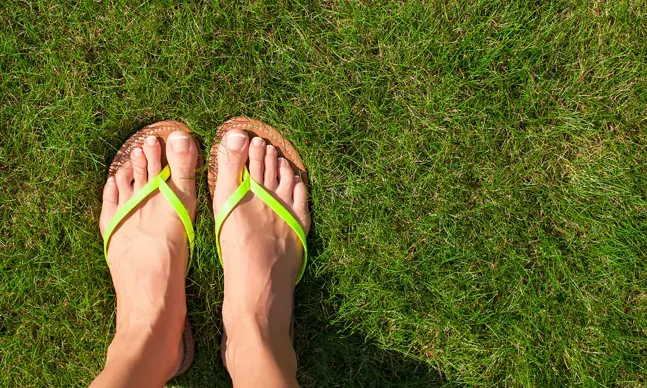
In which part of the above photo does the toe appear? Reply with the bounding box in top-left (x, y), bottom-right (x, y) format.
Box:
top-left (143, 136), bottom-right (162, 178)
top-left (276, 157), bottom-right (295, 201)
top-left (248, 137), bottom-right (266, 183)
top-left (263, 145), bottom-right (279, 190)
top-left (131, 147), bottom-right (148, 190)
top-left (166, 131), bottom-right (198, 203)
top-left (99, 176), bottom-right (119, 236)
top-left (292, 176), bottom-right (311, 233)
top-left (215, 129), bottom-right (249, 206)
top-left (115, 162), bottom-right (134, 205)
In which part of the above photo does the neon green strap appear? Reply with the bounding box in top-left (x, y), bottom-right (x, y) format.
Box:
top-left (214, 166), bottom-right (308, 284)
top-left (103, 165), bottom-right (195, 272)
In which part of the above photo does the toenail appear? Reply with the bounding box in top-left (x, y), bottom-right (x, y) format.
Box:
top-left (252, 137), bottom-right (264, 147)
top-left (226, 133), bottom-right (247, 151)
top-left (132, 147), bottom-right (143, 157)
top-left (279, 158), bottom-right (288, 167)
top-left (266, 145), bottom-right (275, 154)
top-left (171, 134), bottom-right (190, 153)
top-left (146, 136), bottom-right (157, 146)
top-left (107, 176), bottom-right (115, 185)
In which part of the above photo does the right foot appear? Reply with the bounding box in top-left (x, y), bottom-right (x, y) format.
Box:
top-left (213, 128), bottom-right (310, 384)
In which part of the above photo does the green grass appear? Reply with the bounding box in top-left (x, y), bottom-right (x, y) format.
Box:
top-left (2, 0), bottom-right (647, 386)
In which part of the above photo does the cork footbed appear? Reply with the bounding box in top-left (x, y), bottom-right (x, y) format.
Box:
top-left (107, 120), bottom-right (198, 378)
top-left (173, 316), bottom-right (195, 377)
top-left (207, 116), bottom-right (307, 198)
top-left (108, 120), bottom-right (203, 177)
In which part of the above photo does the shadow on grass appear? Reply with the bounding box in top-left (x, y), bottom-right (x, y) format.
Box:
top-left (294, 226), bottom-right (443, 387)
top-left (293, 279), bottom-right (444, 387)
top-left (177, 227), bottom-right (444, 387)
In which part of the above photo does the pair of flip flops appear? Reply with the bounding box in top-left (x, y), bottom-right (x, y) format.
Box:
top-left (102, 117), bottom-right (309, 378)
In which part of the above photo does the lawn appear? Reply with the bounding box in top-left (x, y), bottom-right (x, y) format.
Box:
top-left (1, 0), bottom-right (647, 386)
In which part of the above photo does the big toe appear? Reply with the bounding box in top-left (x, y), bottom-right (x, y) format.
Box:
top-left (215, 129), bottom-right (249, 207)
top-left (166, 131), bottom-right (199, 212)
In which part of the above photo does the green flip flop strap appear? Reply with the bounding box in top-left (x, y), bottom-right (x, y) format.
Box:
top-left (103, 165), bottom-right (195, 271)
top-left (214, 166), bottom-right (308, 284)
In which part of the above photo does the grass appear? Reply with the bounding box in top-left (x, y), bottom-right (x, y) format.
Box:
top-left (1, 0), bottom-right (647, 386)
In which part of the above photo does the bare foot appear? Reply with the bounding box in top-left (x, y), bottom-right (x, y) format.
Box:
top-left (95, 129), bottom-right (198, 385)
top-left (213, 129), bottom-right (310, 386)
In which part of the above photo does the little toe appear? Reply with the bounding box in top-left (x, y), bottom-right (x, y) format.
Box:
top-left (99, 176), bottom-right (119, 236)
top-left (292, 176), bottom-right (311, 233)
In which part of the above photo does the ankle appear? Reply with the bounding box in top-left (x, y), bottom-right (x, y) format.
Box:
top-left (222, 314), bottom-right (297, 385)
top-left (106, 320), bottom-right (182, 382)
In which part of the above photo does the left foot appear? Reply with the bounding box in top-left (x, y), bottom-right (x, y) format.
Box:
top-left (97, 125), bottom-right (198, 383)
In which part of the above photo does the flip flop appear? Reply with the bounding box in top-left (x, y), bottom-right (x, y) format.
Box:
top-left (208, 117), bottom-right (309, 357)
top-left (207, 116), bottom-right (309, 284)
top-left (103, 120), bottom-right (198, 378)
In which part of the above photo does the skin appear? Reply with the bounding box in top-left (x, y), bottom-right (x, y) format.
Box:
top-left (92, 128), bottom-right (310, 388)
